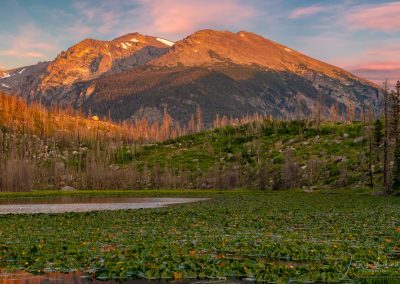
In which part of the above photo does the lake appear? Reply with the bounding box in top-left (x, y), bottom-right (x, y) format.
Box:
top-left (0, 196), bottom-right (208, 214)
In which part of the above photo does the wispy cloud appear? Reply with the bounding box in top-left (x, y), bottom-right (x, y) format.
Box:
top-left (289, 4), bottom-right (326, 19)
top-left (350, 63), bottom-right (400, 86)
top-left (0, 24), bottom-right (58, 59)
top-left (137, 0), bottom-right (255, 35)
top-left (336, 44), bottom-right (400, 85)
top-left (345, 2), bottom-right (400, 32)
top-left (73, 0), bottom-right (256, 39)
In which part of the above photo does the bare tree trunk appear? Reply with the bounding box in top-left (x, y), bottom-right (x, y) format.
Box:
top-left (367, 107), bottom-right (374, 189)
top-left (383, 81), bottom-right (390, 193)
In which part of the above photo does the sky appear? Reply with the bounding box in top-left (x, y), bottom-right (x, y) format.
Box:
top-left (0, 0), bottom-right (399, 86)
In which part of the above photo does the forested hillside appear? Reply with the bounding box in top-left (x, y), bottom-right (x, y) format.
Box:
top-left (1, 80), bottom-right (400, 194)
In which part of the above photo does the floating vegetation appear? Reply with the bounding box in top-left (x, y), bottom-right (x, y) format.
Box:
top-left (0, 191), bottom-right (399, 282)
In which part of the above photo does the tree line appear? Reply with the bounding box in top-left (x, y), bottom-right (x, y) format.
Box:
top-left (1, 80), bottom-right (400, 195)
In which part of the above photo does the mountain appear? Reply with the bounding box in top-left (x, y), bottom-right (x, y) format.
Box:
top-left (38, 33), bottom-right (172, 90)
top-left (0, 30), bottom-right (380, 125)
top-left (0, 63), bottom-right (50, 98)
top-left (0, 33), bottom-right (172, 104)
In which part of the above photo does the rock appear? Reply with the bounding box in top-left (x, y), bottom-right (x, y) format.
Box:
top-left (91, 115), bottom-right (100, 121)
top-left (300, 165), bottom-right (307, 170)
top-left (86, 84), bottom-right (95, 97)
top-left (61, 186), bottom-right (76, 191)
top-left (144, 143), bottom-right (157, 147)
top-left (334, 156), bottom-right (347, 163)
top-left (343, 133), bottom-right (349, 138)
top-left (242, 278), bottom-right (256, 282)
top-left (353, 136), bottom-right (365, 143)
top-left (109, 164), bottom-right (120, 171)
top-left (304, 186), bottom-right (318, 193)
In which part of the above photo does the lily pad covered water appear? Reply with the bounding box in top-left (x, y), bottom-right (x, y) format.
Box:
top-left (0, 191), bottom-right (399, 283)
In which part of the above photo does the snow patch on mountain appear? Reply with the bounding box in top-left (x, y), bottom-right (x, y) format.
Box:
top-left (18, 68), bottom-right (26, 74)
top-left (156, 38), bottom-right (174, 47)
top-left (285, 48), bottom-right (292, 52)
top-left (131, 38), bottom-right (139, 43)
top-left (0, 72), bottom-right (12, 79)
top-left (1, 83), bottom-right (11, 88)
top-left (121, 43), bottom-right (129, 50)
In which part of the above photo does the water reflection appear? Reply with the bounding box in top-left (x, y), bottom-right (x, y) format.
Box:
top-left (0, 197), bottom-right (208, 214)
top-left (0, 197), bottom-right (199, 205)
top-left (0, 271), bottom-right (231, 284)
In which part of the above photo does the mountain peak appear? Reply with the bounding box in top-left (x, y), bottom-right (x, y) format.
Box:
top-left (152, 29), bottom-right (296, 69)
top-left (38, 32), bottom-right (172, 89)
top-left (151, 29), bottom-right (364, 83)
top-left (111, 32), bottom-right (173, 47)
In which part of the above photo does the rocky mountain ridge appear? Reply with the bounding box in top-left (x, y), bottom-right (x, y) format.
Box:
top-left (38, 33), bottom-right (173, 90)
top-left (0, 29), bottom-right (381, 124)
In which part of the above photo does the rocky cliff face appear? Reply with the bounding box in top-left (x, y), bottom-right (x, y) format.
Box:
top-left (0, 30), bottom-right (381, 124)
top-left (0, 63), bottom-right (49, 100)
top-left (38, 33), bottom-right (172, 90)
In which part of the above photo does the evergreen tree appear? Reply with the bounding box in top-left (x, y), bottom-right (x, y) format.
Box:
top-left (374, 119), bottom-right (383, 148)
top-left (392, 143), bottom-right (400, 192)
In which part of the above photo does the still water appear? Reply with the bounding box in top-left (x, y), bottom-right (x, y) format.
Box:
top-left (0, 271), bottom-right (235, 283)
top-left (0, 197), bottom-right (208, 214)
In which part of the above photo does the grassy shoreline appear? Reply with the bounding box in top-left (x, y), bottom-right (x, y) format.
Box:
top-left (0, 189), bottom-right (233, 199)
top-left (0, 186), bottom-right (376, 200)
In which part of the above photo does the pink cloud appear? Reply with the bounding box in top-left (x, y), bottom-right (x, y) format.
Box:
top-left (348, 61), bottom-right (400, 86)
top-left (345, 2), bottom-right (400, 32)
top-left (73, 0), bottom-right (256, 39)
top-left (328, 44), bottom-right (400, 86)
top-left (350, 63), bottom-right (400, 87)
top-left (0, 24), bottom-right (58, 59)
top-left (289, 5), bottom-right (326, 19)
top-left (138, 0), bottom-right (255, 34)
top-left (0, 50), bottom-right (45, 58)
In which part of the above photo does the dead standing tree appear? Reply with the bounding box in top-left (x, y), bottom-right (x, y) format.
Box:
top-left (383, 81), bottom-right (390, 193)
top-left (391, 81), bottom-right (400, 193)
